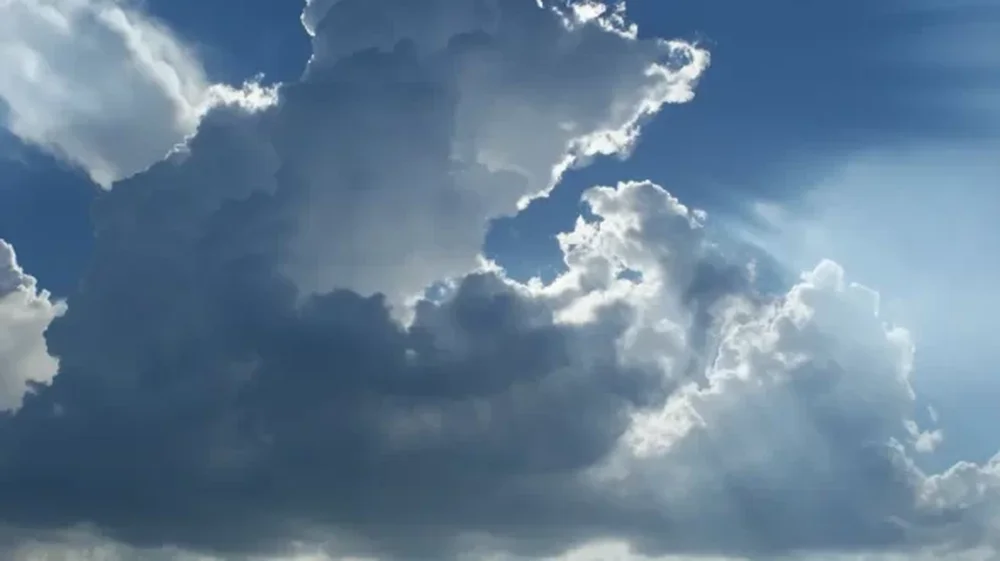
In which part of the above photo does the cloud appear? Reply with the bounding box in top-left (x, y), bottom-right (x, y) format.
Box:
top-left (0, 239), bottom-right (64, 413)
top-left (248, 0), bottom-right (707, 305)
top-left (743, 140), bottom-right (1000, 465)
top-left (1, 531), bottom-right (207, 561)
top-left (0, 0), bottom-right (209, 187)
top-left (0, 0), bottom-right (272, 188)
top-left (0, 1), bottom-right (998, 561)
top-left (527, 181), bottom-right (1000, 557)
top-left (0, 128), bottom-right (656, 559)
top-left (4, 164), bottom-right (999, 560)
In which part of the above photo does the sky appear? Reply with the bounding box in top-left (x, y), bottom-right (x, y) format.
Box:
top-left (0, 0), bottom-right (999, 560)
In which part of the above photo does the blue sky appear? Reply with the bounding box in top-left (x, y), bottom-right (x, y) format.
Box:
top-left (1, 1), bottom-right (999, 560)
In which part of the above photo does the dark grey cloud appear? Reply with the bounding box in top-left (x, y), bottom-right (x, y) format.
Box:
top-left (0, 1), bottom-right (704, 558)
top-left (2, 154), bottom-right (998, 561)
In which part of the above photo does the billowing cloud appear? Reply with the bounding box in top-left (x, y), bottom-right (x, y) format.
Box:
top-left (4, 163), bottom-right (999, 559)
top-left (0, 0), bottom-right (209, 187)
top-left (525, 181), bottom-right (1000, 557)
top-left (3, 176), bottom-right (999, 559)
top-left (0, 0), bottom-right (273, 188)
top-left (277, 0), bottom-right (707, 305)
top-left (0, 1), bottom-right (998, 561)
top-left (0, 239), bottom-right (64, 413)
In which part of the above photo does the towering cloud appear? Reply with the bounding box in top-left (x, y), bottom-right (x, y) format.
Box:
top-left (0, 1), bottom-right (997, 561)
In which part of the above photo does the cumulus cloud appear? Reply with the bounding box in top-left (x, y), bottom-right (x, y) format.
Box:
top-left (0, 239), bottom-right (64, 413)
top-left (3, 165), bottom-right (998, 560)
top-left (521, 181), bottom-right (1000, 557)
top-left (0, 0), bottom-right (273, 187)
top-left (246, 0), bottom-right (707, 305)
top-left (0, 1), bottom-right (998, 561)
top-left (0, 0), bottom-right (209, 186)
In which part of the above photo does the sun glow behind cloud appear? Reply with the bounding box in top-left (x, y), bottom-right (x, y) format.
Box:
top-left (0, 1), bottom-right (999, 561)
top-left (0, 0), bottom-right (277, 188)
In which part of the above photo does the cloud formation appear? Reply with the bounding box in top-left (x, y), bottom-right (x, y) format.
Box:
top-left (0, 1), bottom-right (998, 561)
top-left (0, 0), bottom-right (212, 186)
top-left (0, 239), bottom-right (64, 413)
top-left (243, 0), bottom-right (705, 305)
top-left (0, 0), bottom-right (273, 188)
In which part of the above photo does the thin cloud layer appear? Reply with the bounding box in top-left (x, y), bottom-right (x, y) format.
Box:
top-left (0, 1), bottom-right (998, 561)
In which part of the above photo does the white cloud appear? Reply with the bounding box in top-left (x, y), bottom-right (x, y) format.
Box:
top-left (1, 0), bottom-right (708, 308)
top-left (0, 239), bottom-right (64, 412)
top-left (0, 0), bottom-right (217, 187)
top-left (529, 181), bottom-right (1000, 556)
top-left (273, 0), bottom-right (708, 306)
top-left (744, 140), bottom-right (1000, 465)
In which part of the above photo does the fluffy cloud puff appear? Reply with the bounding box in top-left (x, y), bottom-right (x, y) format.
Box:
top-left (1, 1), bottom-right (999, 561)
top-left (0, 240), bottom-right (65, 413)
top-left (525, 181), bottom-right (1000, 558)
top-left (0, 0), bottom-right (208, 186)
top-left (277, 0), bottom-right (707, 305)
top-left (0, 0), bottom-right (272, 187)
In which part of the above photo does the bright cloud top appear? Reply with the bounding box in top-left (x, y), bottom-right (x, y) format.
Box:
top-left (0, 239), bottom-right (65, 413)
top-left (0, 0), bottom-right (234, 187)
top-left (0, 1), bottom-right (998, 561)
